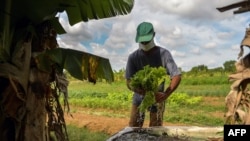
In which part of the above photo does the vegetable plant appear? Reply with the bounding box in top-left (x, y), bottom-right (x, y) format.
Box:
top-left (130, 65), bottom-right (166, 111)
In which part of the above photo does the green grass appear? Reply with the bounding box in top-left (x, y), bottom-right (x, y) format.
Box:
top-left (164, 104), bottom-right (225, 126)
top-left (67, 125), bottom-right (109, 141)
top-left (175, 84), bottom-right (230, 97)
top-left (68, 80), bottom-right (128, 94)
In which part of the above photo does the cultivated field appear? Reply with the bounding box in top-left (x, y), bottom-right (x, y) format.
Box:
top-left (64, 73), bottom-right (230, 140)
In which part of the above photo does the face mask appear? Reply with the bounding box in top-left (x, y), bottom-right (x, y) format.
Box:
top-left (139, 39), bottom-right (156, 51)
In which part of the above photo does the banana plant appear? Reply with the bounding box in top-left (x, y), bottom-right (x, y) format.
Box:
top-left (1, 0), bottom-right (133, 83)
top-left (0, 0), bottom-right (134, 141)
top-left (217, 1), bottom-right (250, 125)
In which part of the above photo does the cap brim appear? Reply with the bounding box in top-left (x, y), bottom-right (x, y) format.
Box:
top-left (136, 34), bottom-right (154, 43)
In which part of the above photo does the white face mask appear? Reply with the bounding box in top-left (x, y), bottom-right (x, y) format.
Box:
top-left (139, 39), bottom-right (156, 51)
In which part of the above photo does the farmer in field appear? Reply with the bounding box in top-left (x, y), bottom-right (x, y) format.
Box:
top-left (125, 21), bottom-right (182, 127)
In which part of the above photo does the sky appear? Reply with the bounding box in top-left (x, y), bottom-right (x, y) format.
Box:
top-left (57, 0), bottom-right (250, 72)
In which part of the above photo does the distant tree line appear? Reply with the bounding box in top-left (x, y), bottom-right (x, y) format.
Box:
top-left (65, 60), bottom-right (237, 82)
top-left (185, 60), bottom-right (236, 75)
top-left (187, 60), bottom-right (235, 73)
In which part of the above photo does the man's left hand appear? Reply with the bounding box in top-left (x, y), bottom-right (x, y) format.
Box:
top-left (155, 92), bottom-right (169, 103)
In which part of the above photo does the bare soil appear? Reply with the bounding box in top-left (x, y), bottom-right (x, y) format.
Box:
top-left (65, 108), bottom-right (129, 135)
top-left (65, 107), bottom-right (187, 135)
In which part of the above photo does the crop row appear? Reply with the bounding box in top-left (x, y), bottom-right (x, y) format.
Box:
top-left (67, 91), bottom-right (202, 110)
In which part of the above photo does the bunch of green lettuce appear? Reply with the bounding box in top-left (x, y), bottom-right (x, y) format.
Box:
top-left (130, 65), bottom-right (166, 112)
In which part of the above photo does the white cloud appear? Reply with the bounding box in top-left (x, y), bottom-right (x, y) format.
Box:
top-left (190, 47), bottom-right (201, 55)
top-left (204, 42), bottom-right (217, 49)
top-left (57, 36), bottom-right (88, 52)
top-left (171, 50), bottom-right (186, 58)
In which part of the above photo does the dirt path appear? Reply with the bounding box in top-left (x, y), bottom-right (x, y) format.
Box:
top-left (65, 111), bottom-right (129, 135)
top-left (64, 107), bottom-right (184, 135)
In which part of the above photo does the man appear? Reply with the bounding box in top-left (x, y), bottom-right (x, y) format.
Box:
top-left (125, 21), bottom-right (181, 127)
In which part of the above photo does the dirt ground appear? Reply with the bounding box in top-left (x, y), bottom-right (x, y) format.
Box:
top-left (65, 110), bottom-right (129, 135)
top-left (64, 107), bottom-right (185, 136)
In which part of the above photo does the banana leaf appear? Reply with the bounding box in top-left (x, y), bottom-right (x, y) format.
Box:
top-left (35, 48), bottom-right (114, 83)
top-left (1, 0), bottom-right (134, 32)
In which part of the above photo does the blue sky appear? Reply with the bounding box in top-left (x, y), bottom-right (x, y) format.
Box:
top-left (57, 0), bottom-right (250, 71)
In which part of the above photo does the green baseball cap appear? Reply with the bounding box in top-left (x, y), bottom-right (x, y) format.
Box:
top-left (135, 22), bottom-right (154, 43)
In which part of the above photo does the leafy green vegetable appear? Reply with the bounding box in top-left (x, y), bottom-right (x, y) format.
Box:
top-left (130, 65), bottom-right (166, 111)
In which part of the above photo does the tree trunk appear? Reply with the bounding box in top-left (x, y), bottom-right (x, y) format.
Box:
top-left (0, 41), bottom-right (50, 141)
top-left (0, 19), bottom-right (71, 141)
top-left (0, 35), bottom-right (68, 141)
top-left (24, 68), bottom-right (50, 141)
